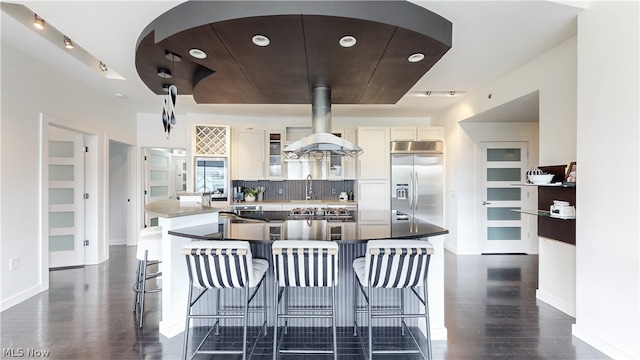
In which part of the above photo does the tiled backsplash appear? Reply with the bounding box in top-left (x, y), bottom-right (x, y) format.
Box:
top-left (232, 179), bottom-right (355, 201)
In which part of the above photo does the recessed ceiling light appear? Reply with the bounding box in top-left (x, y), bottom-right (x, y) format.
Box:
top-left (339, 35), bottom-right (357, 48)
top-left (114, 93), bottom-right (126, 98)
top-left (33, 14), bottom-right (44, 30)
top-left (189, 48), bottom-right (207, 59)
top-left (63, 36), bottom-right (74, 49)
top-left (157, 68), bottom-right (172, 78)
top-left (408, 53), bottom-right (425, 63)
top-left (252, 34), bottom-right (270, 47)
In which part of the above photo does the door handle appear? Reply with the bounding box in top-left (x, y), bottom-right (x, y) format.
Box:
top-left (414, 172), bottom-right (419, 211)
top-left (482, 201), bottom-right (492, 205)
top-left (409, 171), bottom-right (414, 209)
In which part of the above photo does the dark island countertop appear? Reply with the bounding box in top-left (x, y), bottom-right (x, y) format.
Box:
top-left (168, 210), bottom-right (448, 244)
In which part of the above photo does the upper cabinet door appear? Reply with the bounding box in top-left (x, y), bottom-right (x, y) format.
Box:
top-left (357, 127), bottom-right (390, 180)
top-left (391, 127), bottom-right (417, 141)
top-left (417, 127), bottom-right (444, 141)
top-left (234, 129), bottom-right (265, 180)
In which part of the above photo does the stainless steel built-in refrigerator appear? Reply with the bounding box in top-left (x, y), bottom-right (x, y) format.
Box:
top-left (391, 141), bottom-right (444, 226)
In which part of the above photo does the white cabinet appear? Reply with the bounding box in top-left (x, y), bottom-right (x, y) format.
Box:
top-left (390, 127), bottom-right (444, 141)
top-left (357, 127), bottom-right (390, 180)
top-left (328, 130), bottom-right (356, 180)
top-left (233, 129), bottom-right (265, 180)
top-left (417, 127), bottom-right (444, 141)
top-left (267, 131), bottom-right (284, 179)
top-left (357, 180), bottom-right (390, 211)
top-left (390, 127), bottom-right (417, 141)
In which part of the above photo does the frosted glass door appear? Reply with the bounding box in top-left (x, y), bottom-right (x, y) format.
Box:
top-left (480, 142), bottom-right (529, 254)
top-left (144, 148), bottom-right (172, 227)
top-left (48, 132), bottom-right (85, 268)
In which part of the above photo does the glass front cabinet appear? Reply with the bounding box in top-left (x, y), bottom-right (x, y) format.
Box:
top-left (268, 132), bottom-right (283, 179)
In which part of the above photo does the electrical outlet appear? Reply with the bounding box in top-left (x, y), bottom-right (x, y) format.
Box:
top-left (279, 188), bottom-right (283, 195)
top-left (10, 257), bottom-right (19, 271)
top-left (332, 189), bottom-right (336, 195)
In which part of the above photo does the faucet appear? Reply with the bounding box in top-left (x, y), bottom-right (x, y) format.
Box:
top-left (306, 174), bottom-right (313, 200)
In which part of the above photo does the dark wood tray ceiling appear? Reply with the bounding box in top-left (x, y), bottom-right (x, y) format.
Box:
top-left (135, 1), bottom-right (452, 105)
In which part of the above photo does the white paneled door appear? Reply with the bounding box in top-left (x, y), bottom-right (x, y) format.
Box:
top-left (479, 142), bottom-right (530, 254)
top-left (144, 148), bottom-right (172, 227)
top-left (48, 132), bottom-right (86, 268)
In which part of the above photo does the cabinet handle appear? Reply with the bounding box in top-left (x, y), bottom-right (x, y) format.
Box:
top-left (482, 201), bottom-right (492, 205)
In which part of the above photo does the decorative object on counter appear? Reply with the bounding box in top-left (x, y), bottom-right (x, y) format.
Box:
top-left (256, 186), bottom-right (266, 201)
top-left (550, 200), bottom-right (576, 219)
top-left (528, 173), bottom-right (554, 185)
top-left (565, 161), bottom-right (576, 183)
top-left (339, 191), bottom-right (348, 201)
top-left (243, 187), bottom-right (259, 202)
top-left (347, 190), bottom-right (354, 201)
top-left (525, 167), bottom-right (544, 184)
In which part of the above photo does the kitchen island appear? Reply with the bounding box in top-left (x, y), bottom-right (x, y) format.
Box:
top-left (163, 210), bottom-right (448, 340)
top-left (144, 200), bottom-right (221, 337)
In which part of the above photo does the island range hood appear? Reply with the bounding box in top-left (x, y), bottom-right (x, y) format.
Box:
top-left (282, 87), bottom-right (363, 159)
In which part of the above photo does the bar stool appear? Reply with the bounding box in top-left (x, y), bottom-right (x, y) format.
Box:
top-left (132, 226), bottom-right (162, 328)
top-left (352, 239), bottom-right (434, 360)
top-left (271, 240), bottom-right (339, 360)
top-left (182, 241), bottom-right (268, 360)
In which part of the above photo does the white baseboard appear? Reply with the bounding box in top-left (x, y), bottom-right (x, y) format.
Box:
top-left (536, 289), bottom-right (576, 317)
top-left (109, 238), bottom-right (127, 245)
top-left (573, 324), bottom-right (638, 360)
top-left (1, 284), bottom-right (45, 312)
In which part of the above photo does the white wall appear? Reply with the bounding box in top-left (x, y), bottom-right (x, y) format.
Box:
top-left (434, 37), bottom-right (577, 254)
top-left (109, 141), bottom-right (128, 245)
top-left (572, 2), bottom-right (640, 359)
top-left (0, 44), bottom-right (137, 310)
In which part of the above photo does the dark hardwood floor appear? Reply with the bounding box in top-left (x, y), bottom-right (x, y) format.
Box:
top-left (1, 246), bottom-right (609, 359)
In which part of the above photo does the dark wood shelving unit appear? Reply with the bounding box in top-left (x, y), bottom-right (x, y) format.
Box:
top-left (537, 165), bottom-right (576, 245)
top-left (514, 165), bottom-right (576, 245)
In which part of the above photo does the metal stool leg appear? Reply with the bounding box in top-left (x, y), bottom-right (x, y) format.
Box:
top-left (242, 285), bottom-right (249, 360)
top-left (132, 260), bottom-right (142, 312)
top-left (139, 250), bottom-right (148, 328)
top-left (401, 288), bottom-right (406, 336)
top-left (424, 275), bottom-right (432, 360)
top-left (273, 275), bottom-right (279, 360)
top-left (182, 283), bottom-right (194, 360)
top-left (332, 285), bottom-right (337, 360)
top-left (353, 276), bottom-right (358, 336)
top-left (367, 285), bottom-right (373, 360)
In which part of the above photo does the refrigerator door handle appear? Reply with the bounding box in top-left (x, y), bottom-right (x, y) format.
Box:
top-left (409, 171), bottom-right (414, 209)
top-left (414, 172), bottom-right (419, 211)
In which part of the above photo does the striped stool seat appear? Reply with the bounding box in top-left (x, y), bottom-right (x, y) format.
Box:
top-left (132, 226), bottom-right (162, 328)
top-left (353, 239), bottom-right (434, 360)
top-left (272, 240), bottom-right (339, 360)
top-left (182, 241), bottom-right (268, 360)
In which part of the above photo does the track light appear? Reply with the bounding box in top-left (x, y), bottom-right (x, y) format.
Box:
top-left (63, 36), bottom-right (74, 49)
top-left (33, 14), bottom-right (45, 30)
top-left (99, 61), bottom-right (108, 72)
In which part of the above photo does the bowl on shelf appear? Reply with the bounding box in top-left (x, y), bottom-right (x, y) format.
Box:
top-left (527, 174), bottom-right (554, 184)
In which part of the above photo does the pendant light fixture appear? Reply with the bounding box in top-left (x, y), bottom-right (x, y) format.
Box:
top-left (161, 51), bottom-right (181, 138)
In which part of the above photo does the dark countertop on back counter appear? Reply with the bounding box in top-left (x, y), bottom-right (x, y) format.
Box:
top-left (168, 210), bottom-right (448, 244)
